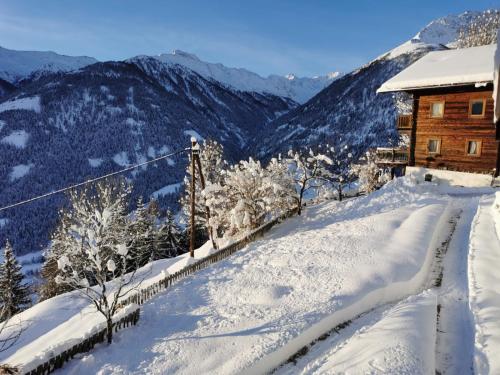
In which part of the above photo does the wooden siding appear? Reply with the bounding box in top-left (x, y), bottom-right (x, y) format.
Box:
top-left (412, 89), bottom-right (498, 174)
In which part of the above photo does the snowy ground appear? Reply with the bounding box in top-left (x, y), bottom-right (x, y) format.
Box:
top-left (2, 176), bottom-right (499, 374)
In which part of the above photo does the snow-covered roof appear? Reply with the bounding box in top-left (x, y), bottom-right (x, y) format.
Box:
top-left (378, 44), bottom-right (496, 93)
top-left (494, 33), bottom-right (500, 123)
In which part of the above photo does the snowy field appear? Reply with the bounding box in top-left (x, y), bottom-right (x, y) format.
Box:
top-left (2, 176), bottom-right (499, 374)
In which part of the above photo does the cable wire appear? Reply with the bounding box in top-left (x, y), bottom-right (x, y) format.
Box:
top-left (0, 148), bottom-right (190, 213)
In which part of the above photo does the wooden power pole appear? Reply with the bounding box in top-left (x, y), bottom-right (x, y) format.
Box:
top-left (189, 137), bottom-right (217, 257)
top-left (189, 138), bottom-right (199, 257)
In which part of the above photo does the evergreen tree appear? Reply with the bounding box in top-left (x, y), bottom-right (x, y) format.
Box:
top-left (457, 10), bottom-right (500, 48)
top-left (39, 209), bottom-right (73, 300)
top-left (128, 197), bottom-right (156, 269)
top-left (154, 210), bottom-right (183, 259)
top-left (0, 241), bottom-right (31, 321)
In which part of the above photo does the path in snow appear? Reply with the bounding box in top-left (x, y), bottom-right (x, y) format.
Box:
top-left (274, 197), bottom-right (481, 374)
top-left (435, 199), bottom-right (476, 375)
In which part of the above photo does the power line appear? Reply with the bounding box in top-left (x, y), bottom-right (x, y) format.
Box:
top-left (0, 148), bottom-right (190, 213)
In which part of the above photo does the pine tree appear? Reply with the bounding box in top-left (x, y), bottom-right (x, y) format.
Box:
top-left (0, 241), bottom-right (31, 321)
top-left (39, 209), bottom-right (73, 300)
top-left (128, 197), bottom-right (156, 269)
top-left (154, 210), bottom-right (183, 259)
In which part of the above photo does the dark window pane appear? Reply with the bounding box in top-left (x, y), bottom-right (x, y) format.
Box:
top-left (471, 101), bottom-right (484, 116)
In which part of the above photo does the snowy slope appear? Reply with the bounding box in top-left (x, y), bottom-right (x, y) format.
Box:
top-left (46, 178), bottom-right (456, 375)
top-left (137, 50), bottom-right (339, 103)
top-left (0, 46), bottom-right (97, 83)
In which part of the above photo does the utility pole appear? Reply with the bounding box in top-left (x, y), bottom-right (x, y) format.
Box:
top-left (189, 137), bottom-right (199, 257)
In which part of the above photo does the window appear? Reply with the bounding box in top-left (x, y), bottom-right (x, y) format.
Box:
top-left (469, 99), bottom-right (486, 117)
top-left (427, 138), bottom-right (441, 154)
top-left (430, 101), bottom-right (444, 118)
top-left (466, 140), bottom-right (482, 157)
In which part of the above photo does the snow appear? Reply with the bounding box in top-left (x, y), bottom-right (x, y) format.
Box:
top-left (0, 46), bottom-right (97, 83)
top-left (468, 193), bottom-right (500, 374)
top-left (0, 119), bottom-right (5, 131)
top-left (134, 50), bottom-right (339, 103)
top-left (57, 178), bottom-right (454, 374)
top-left (112, 151), bottom-right (130, 167)
top-left (3, 176), bottom-right (499, 374)
top-left (1, 130), bottom-right (30, 148)
top-left (0, 242), bottom-right (216, 372)
top-left (0, 218), bottom-right (8, 228)
top-left (88, 158), bottom-right (104, 168)
top-left (378, 44), bottom-right (496, 93)
top-left (0, 96), bottom-right (41, 113)
top-left (9, 163), bottom-right (33, 182)
top-left (406, 166), bottom-right (495, 188)
top-left (276, 291), bottom-right (437, 375)
top-left (183, 129), bottom-right (204, 141)
top-left (150, 182), bottom-right (182, 199)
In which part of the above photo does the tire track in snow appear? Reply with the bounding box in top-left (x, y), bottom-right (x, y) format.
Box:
top-left (270, 203), bottom-right (459, 374)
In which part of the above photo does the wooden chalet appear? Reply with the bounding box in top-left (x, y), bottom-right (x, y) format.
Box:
top-left (377, 44), bottom-right (500, 177)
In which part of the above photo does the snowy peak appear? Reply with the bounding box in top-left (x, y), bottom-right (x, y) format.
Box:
top-left (136, 50), bottom-right (340, 103)
top-left (0, 46), bottom-right (98, 83)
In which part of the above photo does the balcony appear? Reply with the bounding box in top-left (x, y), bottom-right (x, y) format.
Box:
top-left (397, 114), bottom-right (412, 130)
top-left (376, 147), bottom-right (408, 165)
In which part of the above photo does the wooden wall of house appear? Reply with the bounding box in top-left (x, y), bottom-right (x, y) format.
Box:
top-left (413, 88), bottom-right (498, 174)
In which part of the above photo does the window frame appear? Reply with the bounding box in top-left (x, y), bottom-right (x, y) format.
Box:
top-left (427, 138), bottom-right (441, 155)
top-left (429, 101), bottom-right (445, 118)
top-left (469, 98), bottom-right (486, 118)
top-left (465, 139), bottom-right (482, 157)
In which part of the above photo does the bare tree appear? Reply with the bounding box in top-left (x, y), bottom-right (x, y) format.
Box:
top-left (0, 306), bottom-right (23, 374)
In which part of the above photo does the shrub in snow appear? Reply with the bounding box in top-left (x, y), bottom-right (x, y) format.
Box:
top-left (50, 179), bottom-right (141, 344)
top-left (0, 240), bottom-right (31, 321)
top-left (457, 10), bottom-right (500, 48)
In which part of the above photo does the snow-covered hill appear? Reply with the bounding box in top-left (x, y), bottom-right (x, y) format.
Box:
top-left (138, 49), bottom-right (339, 103)
top-left (0, 46), bottom-right (97, 83)
top-left (253, 10), bottom-right (490, 159)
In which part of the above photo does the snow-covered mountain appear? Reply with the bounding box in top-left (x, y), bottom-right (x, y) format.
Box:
top-left (0, 59), bottom-right (295, 254)
top-left (137, 50), bottom-right (339, 103)
top-left (0, 46), bottom-right (97, 83)
top-left (253, 10), bottom-right (490, 159)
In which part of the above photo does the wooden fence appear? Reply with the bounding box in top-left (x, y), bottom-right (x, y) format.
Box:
top-left (21, 207), bottom-right (298, 375)
top-left (25, 308), bottom-right (140, 375)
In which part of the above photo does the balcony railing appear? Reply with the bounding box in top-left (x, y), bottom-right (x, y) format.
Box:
top-left (376, 147), bottom-right (408, 164)
top-left (397, 114), bottom-right (412, 130)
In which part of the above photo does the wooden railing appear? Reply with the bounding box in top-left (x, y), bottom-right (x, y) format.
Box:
top-left (376, 147), bottom-right (408, 164)
top-left (397, 114), bottom-right (412, 130)
top-left (22, 207), bottom-right (298, 375)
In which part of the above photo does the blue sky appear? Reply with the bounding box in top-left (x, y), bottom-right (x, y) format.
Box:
top-left (0, 0), bottom-right (498, 77)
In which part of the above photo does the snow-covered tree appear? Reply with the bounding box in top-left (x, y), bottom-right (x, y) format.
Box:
top-left (287, 147), bottom-right (334, 214)
top-left (0, 241), bottom-right (31, 321)
top-left (327, 145), bottom-right (354, 202)
top-left (127, 197), bottom-right (157, 270)
top-left (457, 10), bottom-right (500, 48)
top-left (264, 156), bottom-right (297, 214)
top-left (154, 210), bottom-right (183, 259)
top-left (224, 158), bottom-right (271, 236)
top-left (54, 179), bottom-right (139, 344)
top-left (180, 139), bottom-right (227, 247)
top-left (40, 210), bottom-right (74, 300)
top-left (350, 150), bottom-right (381, 193)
